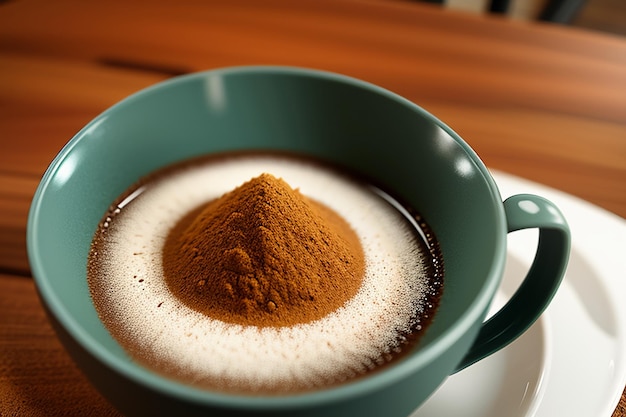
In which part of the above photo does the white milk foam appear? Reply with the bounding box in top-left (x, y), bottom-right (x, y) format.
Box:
top-left (90, 155), bottom-right (433, 394)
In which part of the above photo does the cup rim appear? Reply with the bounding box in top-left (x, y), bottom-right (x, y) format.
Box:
top-left (26, 65), bottom-right (507, 410)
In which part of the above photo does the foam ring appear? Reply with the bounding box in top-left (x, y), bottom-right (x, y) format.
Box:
top-left (88, 155), bottom-right (433, 395)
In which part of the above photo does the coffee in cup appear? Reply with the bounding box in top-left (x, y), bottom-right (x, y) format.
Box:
top-left (87, 151), bottom-right (444, 395)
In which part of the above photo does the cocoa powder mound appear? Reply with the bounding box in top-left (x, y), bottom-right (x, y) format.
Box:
top-left (162, 173), bottom-right (365, 327)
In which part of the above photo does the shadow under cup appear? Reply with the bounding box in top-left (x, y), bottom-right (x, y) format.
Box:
top-left (28, 67), bottom-right (510, 417)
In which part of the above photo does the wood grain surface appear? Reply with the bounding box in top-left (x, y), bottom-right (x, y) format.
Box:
top-left (1, 0), bottom-right (624, 415)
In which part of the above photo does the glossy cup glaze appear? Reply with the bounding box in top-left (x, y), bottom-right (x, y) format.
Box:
top-left (27, 66), bottom-right (570, 417)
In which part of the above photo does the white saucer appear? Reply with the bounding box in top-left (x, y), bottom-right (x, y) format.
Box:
top-left (411, 170), bottom-right (626, 417)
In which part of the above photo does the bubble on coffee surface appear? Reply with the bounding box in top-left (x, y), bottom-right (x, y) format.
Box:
top-left (88, 154), bottom-right (441, 395)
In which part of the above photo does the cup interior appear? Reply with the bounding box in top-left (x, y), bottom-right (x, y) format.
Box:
top-left (28, 67), bottom-right (506, 404)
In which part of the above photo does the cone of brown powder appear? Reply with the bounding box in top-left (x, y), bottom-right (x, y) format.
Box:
top-left (162, 173), bottom-right (365, 327)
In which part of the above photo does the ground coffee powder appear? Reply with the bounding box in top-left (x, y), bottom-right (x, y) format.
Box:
top-left (162, 173), bottom-right (365, 327)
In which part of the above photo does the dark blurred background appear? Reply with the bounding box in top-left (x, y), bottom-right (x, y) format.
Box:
top-left (438, 0), bottom-right (626, 36)
top-left (572, 0), bottom-right (626, 36)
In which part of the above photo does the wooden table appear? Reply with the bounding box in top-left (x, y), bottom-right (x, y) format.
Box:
top-left (1, 0), bottom-right (624, 415)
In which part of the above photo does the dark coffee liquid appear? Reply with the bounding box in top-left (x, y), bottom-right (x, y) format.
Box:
top-left (87, 152), bottom-right (443, 395)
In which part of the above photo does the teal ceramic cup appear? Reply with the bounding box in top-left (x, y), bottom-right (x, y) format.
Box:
top-left (27, 66), bottom-right (570, 416)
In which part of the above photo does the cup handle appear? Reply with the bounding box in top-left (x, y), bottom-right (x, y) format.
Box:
top-left (453, 194), bottom-right (571, 373)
